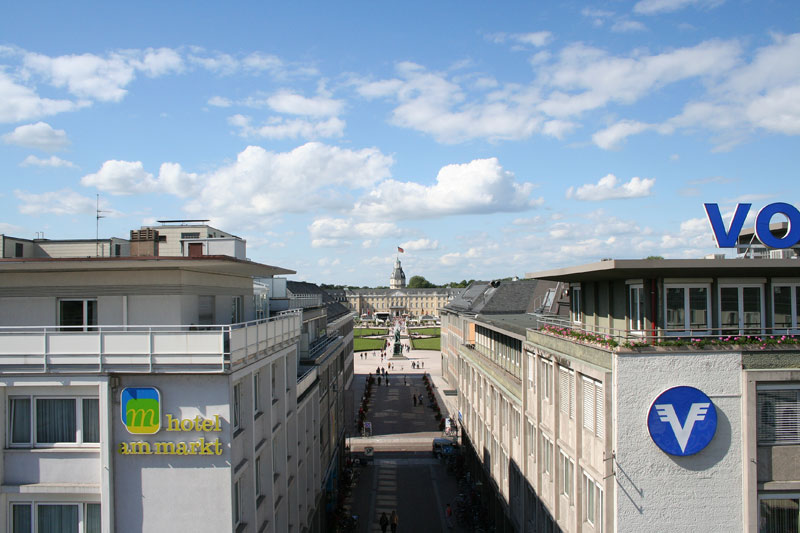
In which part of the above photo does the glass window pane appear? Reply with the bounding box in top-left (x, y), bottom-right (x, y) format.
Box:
top-left (721, 287), bottom-right (739, 330)
top-left (12, 503), bottom-right (32, 533)
top-left (774, 286), bottom-right (792, 329)
top-left (743, 287), bottom-right (762, 332)
top-left (689, 288), bottom-right (708, 330)
top-left (10, 397), bottom-right (31, 444)
top-left (59, 300), bottom-right (84, 329)
top-left (83, 399), bottom-right (100, 443)
top-left (38, 504), bottom-right (78, 533)
top-left (86, 300), bottom-right (97, 330)
top-left (36, 399), bottom-right (76, 443)
top-left (86, 503), bottom-right (101, 533)
top-left (666, 288), bottom-right (685, 330)
top-left (760, 498), bottom-right (799, 533)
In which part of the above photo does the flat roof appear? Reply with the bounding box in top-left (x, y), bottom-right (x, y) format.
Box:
top-left (526, 258), bottom-right (800, 282)
top-left (473, 313), bottom-right (540, 337)
top-left (0, 255), bottom-right (295, 277)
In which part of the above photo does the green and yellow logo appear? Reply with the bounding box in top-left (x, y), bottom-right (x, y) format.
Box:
top-left (121, 387), bottom-right (161, 434)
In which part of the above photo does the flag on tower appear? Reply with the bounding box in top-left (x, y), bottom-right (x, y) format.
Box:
top-left (397, 246), bottom-right (404, 253)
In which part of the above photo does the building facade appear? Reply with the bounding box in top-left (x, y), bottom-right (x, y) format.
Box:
top-left (445, 259), bottom-right (800, 532)
top-left (1, 234), bottom-right (354, 532)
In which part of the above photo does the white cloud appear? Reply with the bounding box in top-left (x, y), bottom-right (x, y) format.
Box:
top-left (2, 122), bottom-right (69, 151)
top-left (81, 160), bottom-right (156, 195)
top-left (186, 143), bottom-right (393, 221)
top-left (15, 188), bottom-right (96, 215)
top-left (308, 217), bottom-right (402, 248)
top-left (592, 120), bottom-right (651, 149)
top-left (513, 32), bottom-right (553, 47)
top-left (128, 48), bottom-right (183, 77)
top-left (208, 96), bottom-right (232, 107)
top-left (633, 0), bottom-right (724, 15)
top-left (611, 20), bottom-right (647, 33)
top-left (24, 51), bottom-right (137, 102)
top-left (266, 91), bottom-right (344, 117)
top-left (20, 155), bottom-right (76, 168)
top-left (353, 63), bottom-right (542, 143)
top-left (399, 238), bottom-right (439, 251)
top-left (0, 71), bottom-right (83, 123)
top-left (566, 174), bottom-right (655, 201)
top-left (746, 85), bottom-right (800, 134)
top-left (229, 114), bottom-right (345, 140)
top-left (354, 158), bottom-right (538, 220)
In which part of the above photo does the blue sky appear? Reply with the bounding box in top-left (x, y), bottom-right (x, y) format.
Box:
top-left (1, 1), bottom-right (798, 286)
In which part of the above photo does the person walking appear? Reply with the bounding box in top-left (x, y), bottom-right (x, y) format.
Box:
top-left (379, 511), bottom-right (389, 533)
top-left (390, 510), bottom-right (398, 533)
top-left (413, 394), bottom-right (417, 407)
top-left (378, 376), bottom-right (382, 386)
top-left (445, 503), bottom-right (453, 528)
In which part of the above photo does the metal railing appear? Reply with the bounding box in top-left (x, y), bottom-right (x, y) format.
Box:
top-left (532, 313), bottom-right (800, 348)
top-left (0, 309), bottom-right (301, 373)
top-left (288, 294), bottom-right (323, 309)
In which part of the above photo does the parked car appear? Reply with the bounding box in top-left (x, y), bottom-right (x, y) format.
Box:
top-left (432, 437), bottom-right (459, 458)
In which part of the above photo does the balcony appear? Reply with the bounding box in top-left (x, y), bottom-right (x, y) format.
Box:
top-left (0, 309), bottom-right (301, 374)
top-left (288, 294), bottom-right (323, 309)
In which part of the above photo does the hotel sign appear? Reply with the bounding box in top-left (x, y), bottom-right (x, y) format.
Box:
top-left (704, 202), bottom-right (800, 248)
top-left (119, 387), bottom-right (223, 456)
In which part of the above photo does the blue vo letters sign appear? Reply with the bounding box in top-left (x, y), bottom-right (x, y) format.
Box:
top-left (647, 386), bottom-right (717, 456)
top-left (704, 202), bottom-right (800, 248)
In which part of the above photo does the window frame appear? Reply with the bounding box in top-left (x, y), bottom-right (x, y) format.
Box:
top-left (570, 284), bottom-right (582, 324)
top-left (560, 449), bottom-right (574, 502)
top-left (541, 358), bottom-right (553, 402)
top-left (8, 395), bottom-right (100, 448)
top-left (627, 283), bottom-right (646, 334)
top-left (232, 383), bottom-right (241, 431)
top-left (253, 372), bottom-right (261, 415)
top-left (771, 283), bottom-right (800, 334)
top-left (718, 283), bottom-right (764, 335)
top-left (663, 283), bottom-right (711, 335)
top-left (57, 298), bottom-right (98, 332)
top-left (757, 384), bottom-right (800, 446)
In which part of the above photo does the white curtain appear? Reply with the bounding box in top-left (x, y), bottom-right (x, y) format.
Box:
top-left (36, 399), bottom-right (76, 443)
top-left (38, 505), bottom-right (78, 533)
top-left (10, 398), bottom-right (31, 444)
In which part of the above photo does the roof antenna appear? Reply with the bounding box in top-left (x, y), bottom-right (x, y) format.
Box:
top-left (96, 194), bottom-right (109, 257)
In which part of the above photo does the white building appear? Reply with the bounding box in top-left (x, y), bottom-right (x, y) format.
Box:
top-left (444, 259), bottom-right (800, 532)
top-left (1, 240), bottom-right (353, 531)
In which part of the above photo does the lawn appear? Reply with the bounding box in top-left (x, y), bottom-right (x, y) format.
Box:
top-left (354, 328), bottom-right (389, 337)
top-left (411, 337), bottom-right (441, 351)
top-left (409, 327), bottom-right (440, 336)
top-left (354, 337), bottom-right (386, 352)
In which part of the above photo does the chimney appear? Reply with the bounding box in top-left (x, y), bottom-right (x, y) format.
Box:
top-left (130, 229), bottom-right (159, 257)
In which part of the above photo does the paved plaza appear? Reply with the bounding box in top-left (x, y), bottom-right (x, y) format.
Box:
top-left (343, 326), bottom-right (468, 532)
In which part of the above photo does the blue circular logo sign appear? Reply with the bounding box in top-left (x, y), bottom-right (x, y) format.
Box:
top-left (647, 386), bottom-right (717, 456)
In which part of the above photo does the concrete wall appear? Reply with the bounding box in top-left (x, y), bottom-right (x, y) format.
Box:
top-left (113, 373), bottom-right (232, 533)
top-left (614, 349), bottom-right (743, 532)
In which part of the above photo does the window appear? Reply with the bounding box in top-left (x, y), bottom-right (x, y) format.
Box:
top-left (271, 363), bottom-right (278, 400)
top-left (759, 495), bottom-right (799, 533)
top-left (773, 285), bottom-right (800, 332)
top-left (255, 456), bottom-right (262, 497)
top-left (560, 450), bottom-right (574, 501)
top-left (9, 397), bottom-right (99, 447)
top-left (757, 386), bottom-right (800, 445)
top-left (527, 420), bottom-right (536, 459)
top-left (665, 285), bottom-right (709, 334)
top-left (559, 366), bottom-right (575, 419)
top-left (719, 285), bottom-right (763, 334)
top-left (58, 299), bottom-right (97, 332)
top-left (231, 296), bottom-right (243, 324)
top-left (628, 284), bottom-right (645, 332)
top-left (233, 479), bottom-right (242, 525)
top-left (233, 383), bottom-right (241, 430)
top-left (527, 352), bottom-right (535, 391)
top-left (541, 359), bottom-right (553, 401)
top-left (584, 472), bottom-right (596, 526)
top-left (571, 285), bottom-right (582, 323)
top-left (15, 242), bottom-right (24, 257)
top-left (181, 232), bottom-right (201, 239)
top-left (10, 502), bottom-right (100, 533)
top-left (541, 434), bottom-right (553, 476)
top-left (583, 377), bottom-right (604, 438)
top-left (253, 373), bottom-right (260, 414)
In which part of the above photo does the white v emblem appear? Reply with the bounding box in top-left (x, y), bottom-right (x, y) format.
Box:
top-left (655, 403), bottom-right (710, 453)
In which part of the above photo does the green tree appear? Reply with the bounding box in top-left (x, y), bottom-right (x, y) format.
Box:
top-left (645, 255), bottom-right (664, 260)
top-left (408, 275), bottom-right (436, 288)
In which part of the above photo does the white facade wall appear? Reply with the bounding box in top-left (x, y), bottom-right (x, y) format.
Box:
top-left (614, 350), bottom-right (743, 532)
